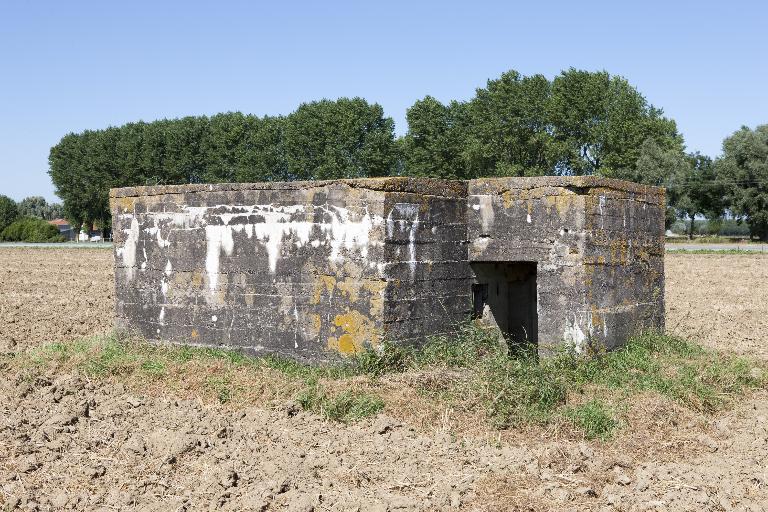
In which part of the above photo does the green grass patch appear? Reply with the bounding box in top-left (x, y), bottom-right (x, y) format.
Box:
top-left (206, 376), bottom-right (233, 404)
top-left (13, 326), bottom-right (766, 437)
top-left (296, 380), bottom-right (384, 422)
top-left (349, 326), bottom-right (765, 436)
top-left (563, 400), bottom-right (618, 440)
top-left (665, 236), bottom-right (759, 244)
top-left (549, 332), bottom-right (764, 413)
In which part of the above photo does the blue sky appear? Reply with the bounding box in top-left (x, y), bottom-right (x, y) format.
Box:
top-left (1, 0), bottom-right (766, 202)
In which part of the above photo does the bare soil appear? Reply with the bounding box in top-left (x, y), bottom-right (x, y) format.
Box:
top-left (1, 248), bottom-right (767, 511)
top-left (666, 252), bottom-right (768, 361)
top-left (0, 248), bottom-right (113, 353)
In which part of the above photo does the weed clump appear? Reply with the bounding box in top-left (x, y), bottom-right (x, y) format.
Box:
top-left (297, 380), bottom-right (384, 422)
top-left (564, 400), bottom-right (618, 440)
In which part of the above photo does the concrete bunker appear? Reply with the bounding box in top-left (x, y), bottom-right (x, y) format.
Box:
top-left (110, 176), bottom-right (665, 361)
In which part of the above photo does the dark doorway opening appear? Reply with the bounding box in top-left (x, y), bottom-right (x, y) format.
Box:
top-left (471, 262), bottom-right (538, 348)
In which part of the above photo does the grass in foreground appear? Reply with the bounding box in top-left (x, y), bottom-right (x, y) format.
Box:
top-left (9, 325), bottom-right (765, 439)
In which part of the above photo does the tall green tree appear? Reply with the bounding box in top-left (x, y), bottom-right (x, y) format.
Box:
top-left (48, 70), bottom-right (687, 229)
top-left (165, 116), bottom-right (209, 184)
top-left (400, 68), bottom-right (684, 182)
top-left (634, 139), bottom-right (687, 187)
top-left (239, 115), bottom-right (289, 182)
top-left (400, 96), bottom-right (469, 178)
top-left (464, 71), bottom-right (555, 177)
top-left (666, 153), bottom-right (724, 238)
top-left (49, 132), bottom-right (89, 229)
top-left (201, 112), bottom-right (289, 183)
top-left (634, 139), bottom-right (689, 229)
top-left (0, 195), bottom-right (18, 232)
top-left (49, 100), bottom-right (397, 226)
top-left (284, 98), bottom-right (397, 180)
top-left (715, 125), bottom-right (768, 241)
top-left (201, 112), bottom-right (248, 183)
top-left (549, 69), bottom-right (682, 177)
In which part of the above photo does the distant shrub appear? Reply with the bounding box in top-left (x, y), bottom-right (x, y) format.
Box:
top-left (669, 217), bottom-right (751, 238)
top-left (718, 219), bottom-right (751, 237)
top-left (0, 217), bottom-right (65, 242)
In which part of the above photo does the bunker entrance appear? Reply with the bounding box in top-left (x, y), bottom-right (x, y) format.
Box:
top-left (471, 262), bottom-right (538, 348)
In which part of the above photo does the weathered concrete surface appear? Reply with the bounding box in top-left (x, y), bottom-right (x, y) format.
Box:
top-left (111, 176), bottom-right (665, 360)
top-left (468, 176), bottom-right (665, 352)
top-left (111, 178), bottom-right (469, 360)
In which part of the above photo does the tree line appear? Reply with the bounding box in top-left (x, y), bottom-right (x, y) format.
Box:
top-left (48, 68), bottom-right (768, 240)
top-left (0, 195), bottom-right (63, 229)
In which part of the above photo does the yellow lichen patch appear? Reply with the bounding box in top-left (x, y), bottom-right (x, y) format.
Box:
top-left (342, 260), bottom-right (365, 279)
top-left (191, 271), bottom-right (204, 289)
top-left (590, 307), bottom-right (604, 334)
top-left (307, 314), bottom-right (322, 338)
top-left (111, 196), bottom-right (136, 213)
top-left (501, 191), bottom-right (514, 209)
top-left (608, 239), bottom-right (628, 265)
top-left (337, 334), bottom-right (357, 354)
top-left (327, 309), bottom-right (381, 355)
top-left (206, 274), bottom-right (228, 305)
top-left (362, 280), bottom-right (386, 317)
top-left (336, 278), bottom-right (361, 303)
top-left (276, 282), bottom-right (294, 313)
top-left (311, 275), bottom-right (337, 304)
top-left (243, 291), bottom-right (254, 307)
top-left (169, 271), bottom-right (196, 297)
top-left (555, 195), bottom-right (577, 221)
top-left (543, 195), bottom-right (557, 214)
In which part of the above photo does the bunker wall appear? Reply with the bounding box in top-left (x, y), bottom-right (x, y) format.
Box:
top-left (467, 178), bottom-right (589, 351)
top-left (582, 185), bottom-right (666, 349)
top-left (379, 190), bottom-right (471, 341)
top-left (467, 176), bottom-right (665, 353)
top-left (111, 179), bottom-right (468, 360)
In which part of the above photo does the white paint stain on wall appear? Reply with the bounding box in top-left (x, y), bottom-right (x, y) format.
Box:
top-left (117, 216), bottom-right (140, 281)
top-left (386, 203), bottom-right (420, 280)
top-left (220, 203), bottom-right (381, 280)
top-left (563, 315), bottom-right (587, 354)
top-left (563, 312), bottom-right (606, 354)
top-left (119, 203), bottom-right (385, 293)
top-left (205, 224), bottom-right (236, 291)
top-left (478, 195), bottom-right (495, 235)
top-left (598, 195), bottom-right (606, 229)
